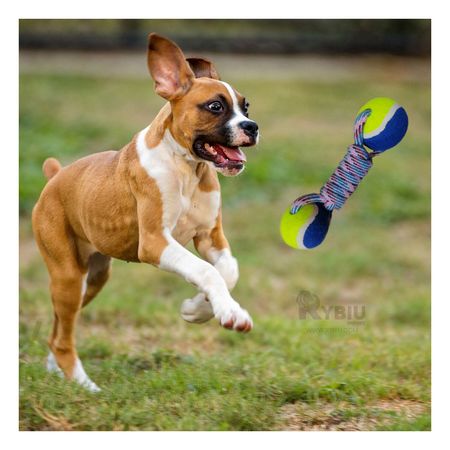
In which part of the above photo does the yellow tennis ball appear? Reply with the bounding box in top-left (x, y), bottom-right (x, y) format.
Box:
top-left (279, 203), bottom-right (331, 250)
top-left (358, 97), bottom-right (408, 152)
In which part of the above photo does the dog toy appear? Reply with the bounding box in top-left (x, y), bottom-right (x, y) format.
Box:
top-left (280, 97), bottom-right (408, 250)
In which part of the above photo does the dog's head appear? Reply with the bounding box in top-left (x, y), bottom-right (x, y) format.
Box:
top-left (147, 33), bottom-right (259, 176)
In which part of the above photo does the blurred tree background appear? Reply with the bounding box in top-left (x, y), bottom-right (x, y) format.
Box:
top-left (20, 19), bottom-right (430, 55)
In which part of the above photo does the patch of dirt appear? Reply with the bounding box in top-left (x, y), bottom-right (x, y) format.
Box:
top-left (374, 399), bottom-right (427, 420)
top-left (277, 399), bottom-right (428, 431)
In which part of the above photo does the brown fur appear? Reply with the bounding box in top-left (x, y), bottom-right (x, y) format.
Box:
top-left (187, 57), bottom-right (221, 80)
top-left (43, 157), bottom-right (61, 180)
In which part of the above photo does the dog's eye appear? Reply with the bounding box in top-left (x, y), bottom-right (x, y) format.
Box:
top-left (206, 101), bottom-right (224, 113)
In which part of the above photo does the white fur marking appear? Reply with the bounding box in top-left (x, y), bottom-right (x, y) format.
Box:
top-left (136, 127), bottom-right (186, 230)
top-left (220, 81), bottom-right (258, 143)
top-left (220, 81), bottom-right (249, 124)
top-left (72, 358), bottom-right (101, 392)
top-left (207, 248), bottom-right (239, 290)
top-left (191, 190), bottom-right (221, 229)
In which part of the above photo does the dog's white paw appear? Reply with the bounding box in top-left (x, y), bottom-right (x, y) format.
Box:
top-left (215, 300), bottom-right (253, 332)
top-left (47, 352), bottom-right (101, 393)
top-left (181, 293), bottom-right (215, 324)
top-left (73, 358), bottom-right (101, 392)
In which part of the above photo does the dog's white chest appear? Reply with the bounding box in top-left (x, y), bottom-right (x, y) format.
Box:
top-left (172, 188), bottom-right (221, 245)
top-left (136, 127), bottom-right (221, 245)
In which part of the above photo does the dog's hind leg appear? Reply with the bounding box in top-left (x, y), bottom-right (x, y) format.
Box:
top-left (32, 205), bottom-right (100, 392)
top-left (48, 270), bottom-right (100, 391)
top-left (180, 293), bottom-right (214, 323)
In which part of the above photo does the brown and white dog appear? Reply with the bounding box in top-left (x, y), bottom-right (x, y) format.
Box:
top-left (32, 34), bottom-right (259, 391)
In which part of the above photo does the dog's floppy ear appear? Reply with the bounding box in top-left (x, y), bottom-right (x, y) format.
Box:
top-left (147, 33), bottom-right (195, 101)
top-left (186, 57), bottom-right (220, 80)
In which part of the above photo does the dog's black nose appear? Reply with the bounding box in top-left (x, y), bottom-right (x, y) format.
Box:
top-left (240, 121), bottom-right (259, 138)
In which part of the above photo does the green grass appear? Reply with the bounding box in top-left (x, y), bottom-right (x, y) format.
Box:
top-left (19, 53), bottom-right (430, 430)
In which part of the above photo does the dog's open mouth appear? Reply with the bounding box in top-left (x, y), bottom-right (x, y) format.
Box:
top-left (193, 141), bottom-right (247, 170)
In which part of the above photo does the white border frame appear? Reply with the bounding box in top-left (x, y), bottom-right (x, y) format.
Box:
top-left (5, 1), bottom-right (445, 448)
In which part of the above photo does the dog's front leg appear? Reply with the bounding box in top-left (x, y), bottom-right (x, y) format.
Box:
top-left (139, 229), bottom-right (252, 332)
top-left (180, 226), bottom-right (239, 324)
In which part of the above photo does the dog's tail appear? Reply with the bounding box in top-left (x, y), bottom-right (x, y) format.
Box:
top-left (42, 158), bottom-right (62, 181)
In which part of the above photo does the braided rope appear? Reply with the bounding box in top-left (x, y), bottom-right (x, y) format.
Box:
top-left (318, 144), bottom-right (372, 210)
top-left (290, 109), bottom-right (378, 214)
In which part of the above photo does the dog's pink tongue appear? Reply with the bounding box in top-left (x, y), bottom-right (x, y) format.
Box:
top-left (216, 145), bottom-right (247, 162)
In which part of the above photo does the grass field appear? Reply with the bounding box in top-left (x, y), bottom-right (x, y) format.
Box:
top-left (19, 51), bottom-right (431, 431)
